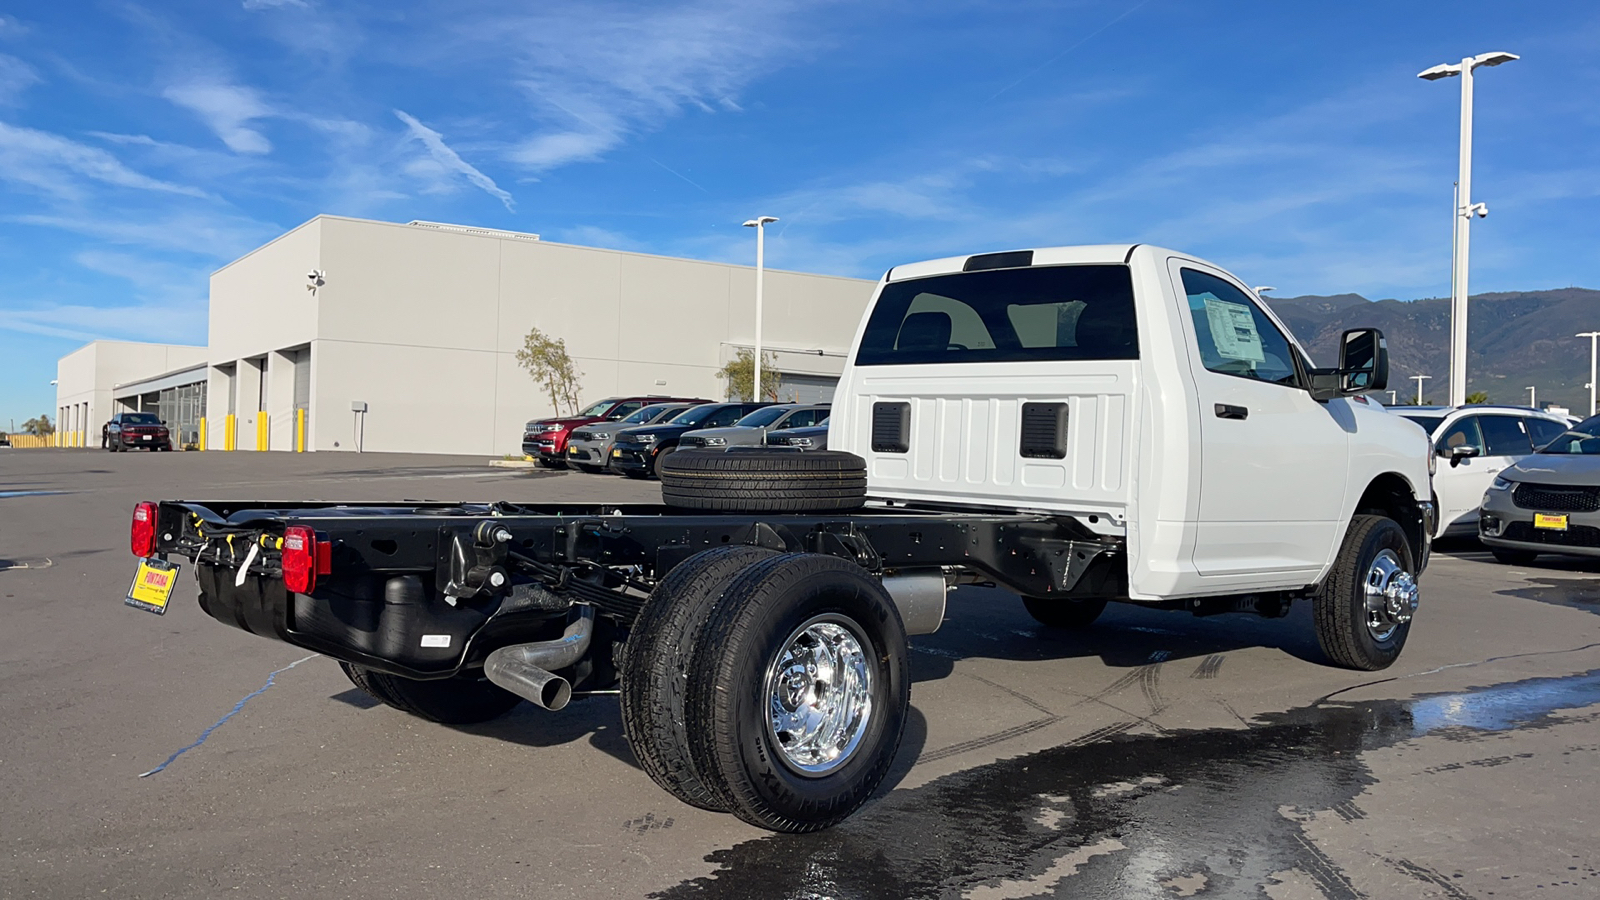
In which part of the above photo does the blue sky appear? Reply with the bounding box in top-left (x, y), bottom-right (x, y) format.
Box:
top-left (2, 1), bottom-right (1597, 430)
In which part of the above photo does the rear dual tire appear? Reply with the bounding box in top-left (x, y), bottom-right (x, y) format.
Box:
top-left (622, 551), bottom-right (909, 832)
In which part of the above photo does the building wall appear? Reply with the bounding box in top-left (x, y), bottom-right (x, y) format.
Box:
top-left (300, 216), bottom-right (872, 456)
top-left (54, 341), bottom-right (208, 447)
top-left (185, 214), bottom-right (875, 456)
top-left (205, 218), bottom-right (322, 450)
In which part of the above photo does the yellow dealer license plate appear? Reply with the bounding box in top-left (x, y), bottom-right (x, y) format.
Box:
top-left (1534, 513), bottom-right (1569, 531)
top-left (126, 557), bottom-right (180, 615)
top-left (612, 448), bottom-right (622, 457)
top-left (568, 446), bottom-right (579, 455)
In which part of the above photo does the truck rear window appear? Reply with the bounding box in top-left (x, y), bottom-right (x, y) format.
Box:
top-left (854, 265), bottom-right (1137, 366)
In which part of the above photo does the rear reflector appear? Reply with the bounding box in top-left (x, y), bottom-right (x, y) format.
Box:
top-left (131, 501), bottom-right (158, 557)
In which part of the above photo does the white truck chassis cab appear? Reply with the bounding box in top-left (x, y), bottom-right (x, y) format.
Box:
top-left (129, 244), bottom-right (1434, 835)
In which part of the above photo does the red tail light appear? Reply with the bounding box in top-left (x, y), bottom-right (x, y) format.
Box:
top-left (131, 501), bottom-right (158, 557)
top-left (282, 526), bottom-right (318, 594)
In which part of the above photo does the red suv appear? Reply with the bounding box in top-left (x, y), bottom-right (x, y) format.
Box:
top-left (104, 412), bottom-right (172, 452)
top-left (522, 396), bottom-right (709, 468)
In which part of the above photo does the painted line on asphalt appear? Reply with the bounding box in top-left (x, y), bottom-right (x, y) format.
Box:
top-left (138, 653), bottom-right (320, 778)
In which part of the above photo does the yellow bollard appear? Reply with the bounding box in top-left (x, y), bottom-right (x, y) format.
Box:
top-left (296, 408), bottom-right (306, 453)
top-left (257, 413), bottom-right (268, 451)
top-left (199, 418), bottom-right (207, 451)
top-left (225, 414), bottom-right (236, 451)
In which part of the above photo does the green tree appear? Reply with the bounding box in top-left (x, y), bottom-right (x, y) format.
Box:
top-left (514, 326), bottom-right (583, 415)
top-left (1465, 391), bottom-right (1490, 405)
top-left (716, 349), bottom-right (781, 401)
top-left (22, 414), bottom-right (54, 435)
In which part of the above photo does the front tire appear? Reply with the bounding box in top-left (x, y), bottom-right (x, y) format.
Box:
top-left (1022, 595), bottom-right (1108, 629)
top-left (1313, 515), bottom-right (1418, 671)
top-left (684, 553), bottom-right (909, 832)
top-left (1490, 547), bottom-right (1539, 566)
top-left (339, 663), bottom-right (522, 724)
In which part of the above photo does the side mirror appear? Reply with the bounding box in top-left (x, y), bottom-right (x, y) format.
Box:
top-left (1337, 328), bottom-right (1388, 394)
top-left (1446, 445), bottom-right (1480, 468)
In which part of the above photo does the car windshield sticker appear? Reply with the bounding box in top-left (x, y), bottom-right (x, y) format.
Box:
top-left (1199, 293), bottom-right (1266, 363)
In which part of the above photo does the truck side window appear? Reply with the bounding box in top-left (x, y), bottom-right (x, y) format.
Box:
top-left (1479, 415), bottom-right (1533, 456)
top-left (1180, 269), bottom-right (1299, 387)
top-left (1436, 417), bottom-right (1484, 456)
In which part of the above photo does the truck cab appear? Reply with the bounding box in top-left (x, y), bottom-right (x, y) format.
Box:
top-left (830, 244), bottom-right (1433, 601)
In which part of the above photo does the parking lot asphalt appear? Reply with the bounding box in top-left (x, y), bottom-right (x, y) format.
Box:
top-left (3, 449), bottom-right (1599, 899)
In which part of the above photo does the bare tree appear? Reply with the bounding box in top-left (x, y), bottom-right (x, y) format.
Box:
top-left (514, 327), bottom-right (583, 415)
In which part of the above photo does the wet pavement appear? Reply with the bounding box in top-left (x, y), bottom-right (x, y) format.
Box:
top-left (4, 452), bottom-right (1600, 899)
top-left (656, 669), bottom-right (1600, 899)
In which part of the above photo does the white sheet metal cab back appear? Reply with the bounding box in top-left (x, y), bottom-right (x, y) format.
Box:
top-left (829, 244), bottom-right (1431, 602)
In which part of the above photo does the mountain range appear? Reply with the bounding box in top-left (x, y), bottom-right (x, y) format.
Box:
top-left (1265, 287), bottom-right (1600, 412)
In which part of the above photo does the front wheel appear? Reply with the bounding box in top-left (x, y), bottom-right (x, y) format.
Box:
top-left (339, 663), bottom-right (522, 724)
top-left (684, 553), bottom-right (909, 832)
top-left (1313, 515), bottom-right (1418, 671)
top-left (1490, 547), bottom-right (1539, 566)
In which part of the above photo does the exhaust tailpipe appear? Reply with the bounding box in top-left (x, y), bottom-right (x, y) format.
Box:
top-left (483, 605), bottom-right (594, 711)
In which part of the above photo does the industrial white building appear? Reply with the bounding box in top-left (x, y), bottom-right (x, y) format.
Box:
top-left (54, 215), bottom-right (875, 456)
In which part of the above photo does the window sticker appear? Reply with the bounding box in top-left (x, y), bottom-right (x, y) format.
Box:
top-left (1199, 294), bottom-right (1265, 363)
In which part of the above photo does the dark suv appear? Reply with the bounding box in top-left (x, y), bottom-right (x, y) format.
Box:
top-left (104, 412), bottom-right (172, 452)
top-left (608, 402), bottom-right (772, 478)
top-left (522, 396), bottom-right (709, 468)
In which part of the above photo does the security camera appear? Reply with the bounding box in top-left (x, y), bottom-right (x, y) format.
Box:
top-left (307, 269), bottom-right (325, 281)
top-left (1468, 202), bottom-right (1488, 219)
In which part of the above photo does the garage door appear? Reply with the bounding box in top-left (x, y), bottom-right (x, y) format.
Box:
top-left (777, 374), bottom-right (838, 404)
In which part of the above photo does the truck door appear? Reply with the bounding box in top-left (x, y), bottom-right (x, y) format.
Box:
top-left (1170, 261), bottom-right (1352, 585)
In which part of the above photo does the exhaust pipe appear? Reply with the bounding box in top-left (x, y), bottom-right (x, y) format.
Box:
top-left (483, 605), bottom-right (594, 711)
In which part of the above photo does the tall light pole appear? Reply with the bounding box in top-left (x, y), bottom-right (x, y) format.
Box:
top-left (1579, 332), bottom-right (1600, 416)
top-left (1419, 50), bottom-right (1518, 407)
top-left (1411, 373), bottom-right (1432, 405)
top-left (742, 216), bottom-right (778, 402)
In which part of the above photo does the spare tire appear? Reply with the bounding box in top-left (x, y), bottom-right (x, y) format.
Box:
top-left (659, 448), bottom-right (867, 513)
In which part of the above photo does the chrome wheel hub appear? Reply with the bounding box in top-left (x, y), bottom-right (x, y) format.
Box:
top-left (1364, 549), bottom-right (1418, 642)
top-left (764, 615), bottom-right (873, 776)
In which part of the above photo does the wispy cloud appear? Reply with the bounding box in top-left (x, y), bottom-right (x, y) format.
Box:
top-left (394, 109), bottom-right (514, 211)
top-left (485, 1), bottom-right (818, 173)
top-left (163, 81), bottom-right (273, 154)
top-left (0, 300), bottom-right (207, 344)
top-left (0, 121), bottom-right (208, 199)
top-left (0, 53), bottom-right (38, 105)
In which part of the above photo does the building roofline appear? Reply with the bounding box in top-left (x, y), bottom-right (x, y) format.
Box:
top-left (213, 214), bottom-right (874, 285)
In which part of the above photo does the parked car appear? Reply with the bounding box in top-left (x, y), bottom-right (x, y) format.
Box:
top-left (607, 402), bottom-right (771, 478)
top-left (764, 419), bottom-right (829, 450)
top-left (680, 404), bottom-right (830, 449)
top-left (0, 432), bottom-right (9, 448)
top-left (1480, 417), bottom-right (1600, 564)
top-left (1394, 405), bottom-right (1569, 537)
top-left (521, 396), bottom-right (708, 468)
top-left (103, 412), bottom-right (172, 452)
top-left (565, 402), bottom-right (699, 474)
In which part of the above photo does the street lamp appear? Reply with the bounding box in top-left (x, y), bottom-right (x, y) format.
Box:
top-left (1411, 373), bottom-right (1432, 405)
top-left (742, 216), bottom-right (778, 402)
top-left (1579, 331), bottom-right (1600, 416)
top-left (1419, 50), bottom-right (1518, 407)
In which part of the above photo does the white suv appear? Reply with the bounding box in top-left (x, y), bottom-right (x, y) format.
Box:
top-left (1394, 405), bottom-right (1571, 536)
